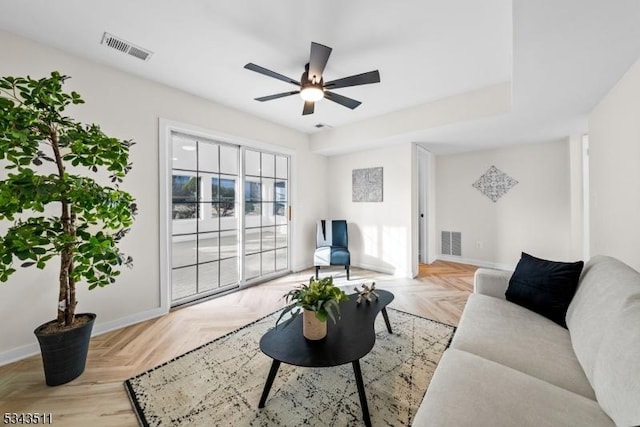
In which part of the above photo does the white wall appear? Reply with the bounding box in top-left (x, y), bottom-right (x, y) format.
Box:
top-left (435, 140), bottom-right (580, 269)
top-left (0, 30), bottom-right (327, 364)
top-left (326, 143), bottom-right (415, 278)
top-left (588, 57), bottom-right (640, 272)
top-left (291, 149), bottom-right (329, 271)
top-left (568, 134), bottom-right (585, 260)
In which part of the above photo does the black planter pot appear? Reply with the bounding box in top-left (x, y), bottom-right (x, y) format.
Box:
top-left (34, 313), bottom-right (96, 386)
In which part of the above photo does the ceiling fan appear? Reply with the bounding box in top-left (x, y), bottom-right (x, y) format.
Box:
top-left (244, 42), bottom-right (381, 116)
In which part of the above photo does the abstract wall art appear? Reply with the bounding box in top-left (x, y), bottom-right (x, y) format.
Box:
top-left (472, 165), bottom-right (518, 202)
top-left (352, 167), bottom-right (383, 202)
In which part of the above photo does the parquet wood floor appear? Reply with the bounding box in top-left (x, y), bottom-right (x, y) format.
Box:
top-left (0, 260), bottom-right (476, 426)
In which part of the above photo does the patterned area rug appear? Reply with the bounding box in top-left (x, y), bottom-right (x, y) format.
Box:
top-left (124, 308), bottom-right (455, 426)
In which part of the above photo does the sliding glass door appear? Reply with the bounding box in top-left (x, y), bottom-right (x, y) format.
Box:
top-left (169, 133), bottom-right (289, 306)
top-left (244, 150), bottom-right (289, 282)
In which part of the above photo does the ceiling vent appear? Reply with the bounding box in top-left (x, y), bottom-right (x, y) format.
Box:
top-left (101, 32), bottom-right (153, 61)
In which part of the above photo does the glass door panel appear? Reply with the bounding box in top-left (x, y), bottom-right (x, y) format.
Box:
top-left (245, 253), bottom-right (260, 280)
top-left (245, 150), bottom-right (261, 175)
top-left (198, 262), bottom-right (219, 292)
top-left (197, 142), bottom-right (219, 173)
top-left (220, 257), bottom-right (239, 286)
top-left (245, 229), bottom-right (261, 254)
top-left (275, 248), bottom-right (288, 271)
top-left (261, 250), bottom-right (276, 275)
top-left (261, 153), bottom-right (275, 177)
top-left (197, 233), bottom-right (219, 263)
top-left (243, 150), bottom-right (289, 283)
top-left (170, 135), bottom-right (240, 306)
top-left (172, 234), bottom-right (197, 268)
top-left (276, 155), bottom-right (288, 179)
top-left (220, 145), bottom-right (239, 174)
top-left (172, 266), bottom-right (197, 301)
top-left (275, 180), bottom-right (287, 224)
top-left (262, 227), bottom-right (276, 251)
top-left (275, 225), bottom-right (288, 248)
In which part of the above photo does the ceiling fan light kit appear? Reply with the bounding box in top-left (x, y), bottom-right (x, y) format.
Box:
top-left (244, 42), bottom-right (380, 115)
top-left (300, 84), bottom-right (324, 102)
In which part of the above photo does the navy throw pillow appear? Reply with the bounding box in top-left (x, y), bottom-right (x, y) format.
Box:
top-left (505, 252), bottom-right (584, 328)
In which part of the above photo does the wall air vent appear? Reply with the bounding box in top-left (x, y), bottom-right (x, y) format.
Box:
top-left (441, 231), bottom-right (462, 256)
top-left (101, 32), bottom-right (153, 61)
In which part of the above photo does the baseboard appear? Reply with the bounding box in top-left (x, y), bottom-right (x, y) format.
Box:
top-left (0, 306), bottom-right (168, 367)
top-left (0, 343), bottom-right (41, 367)
top-left (91, 306), bottom-right (167, 337)
top-left (436, 255), bottom-right (514, 271)
top-left (353, 262), bottom-right (400, 277)
top-left (291, 263), bottom-right (312, 273)
top-left (292, 262), bottom-right (404, 277)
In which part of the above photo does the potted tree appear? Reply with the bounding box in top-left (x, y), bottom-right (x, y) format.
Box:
top-left (0, 72), bottom-right (136, 385)
top-left (277, 276), bottom-right (348, 340)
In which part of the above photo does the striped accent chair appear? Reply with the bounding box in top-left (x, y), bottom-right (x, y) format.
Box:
top-left (314, 219), bottom-right (350, 280)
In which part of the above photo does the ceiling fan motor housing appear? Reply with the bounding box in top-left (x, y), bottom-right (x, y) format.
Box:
top-left (301, 67), bottom-right (323, 85)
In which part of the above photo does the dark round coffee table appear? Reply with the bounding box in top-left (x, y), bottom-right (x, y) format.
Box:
top-left (258, 289), bottom-right (394, 427)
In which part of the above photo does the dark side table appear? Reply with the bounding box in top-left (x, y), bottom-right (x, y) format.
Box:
top-left (258, 289), bottom-right (394, 427)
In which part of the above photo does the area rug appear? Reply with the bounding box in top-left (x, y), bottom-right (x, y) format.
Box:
top-left (124, 308), bottom-right (455, 426)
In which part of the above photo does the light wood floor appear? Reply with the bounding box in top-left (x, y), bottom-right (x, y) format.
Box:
top-left (0, 260), bottom-right (476, 426)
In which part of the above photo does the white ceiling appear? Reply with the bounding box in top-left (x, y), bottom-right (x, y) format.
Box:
top-left (1, 0), bottom-right (639, 155)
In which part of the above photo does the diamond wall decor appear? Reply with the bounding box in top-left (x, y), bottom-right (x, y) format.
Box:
top-left (472, 165), bottom-right (518, 202)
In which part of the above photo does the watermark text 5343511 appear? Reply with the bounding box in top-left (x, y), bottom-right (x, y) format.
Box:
top-left (3, 413), bottom-right (53, 424)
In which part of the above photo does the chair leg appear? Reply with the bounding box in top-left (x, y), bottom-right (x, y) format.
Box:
top-left (315, 266), bottom-right (319, 280)
top-left (346, 265), bottom-right (350, 280)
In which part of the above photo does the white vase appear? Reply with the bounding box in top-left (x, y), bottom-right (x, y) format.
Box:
top-left (303, 309), bottom-right (327, 340)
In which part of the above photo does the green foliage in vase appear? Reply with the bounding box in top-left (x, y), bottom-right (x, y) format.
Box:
top-left (0, 71), bottom-right (137, 327)
top-left (276, 276), bottom-right (348, 327)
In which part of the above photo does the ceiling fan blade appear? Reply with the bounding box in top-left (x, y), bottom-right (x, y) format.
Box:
top-left (308, 42), bottom-right (332, 83)
top-left (255, 91), bottom-right (300, 102)
top-left (324, 70), bottom-right (381, 90)
top-left (302, 101), bottom-right (315, 115)
top-left (244, 63), bottom-right (300, 86)
top-left (324, 91), bottom-right (362, 110)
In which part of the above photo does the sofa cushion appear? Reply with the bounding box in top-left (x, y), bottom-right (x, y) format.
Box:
top-left (505, 252), bottom-right (583, 327)
top-left (592, 299), bottom-right (640, 427)
top-left (412, 349), bottom-right (614, 427)
top-left (566, 255), bottom-right (640, 383)
top-left (451, 294), bottom-right (595, 399)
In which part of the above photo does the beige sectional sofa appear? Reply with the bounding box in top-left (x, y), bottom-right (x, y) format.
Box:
top-left (413, 255), bottom-right (640, 427)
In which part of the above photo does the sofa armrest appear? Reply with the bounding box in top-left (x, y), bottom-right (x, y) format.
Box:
top-left (474, 268), bottom-right (513, 299)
